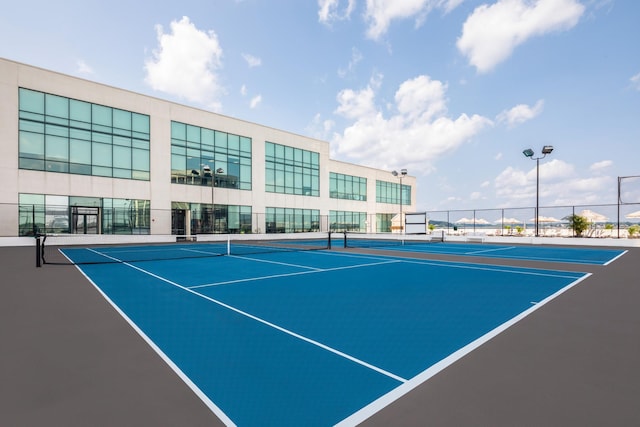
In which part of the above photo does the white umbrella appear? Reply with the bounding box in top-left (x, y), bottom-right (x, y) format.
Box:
top-left (474, 218), bottom-right (491, 225)
top-left (578, 209), bottom-right (608, 222)
top-left (529, 216), bottom-right (562, 223)
top-left (494, 217), bottom-right (521, 225)
top-left (625, 210), bottom-right (640, 219)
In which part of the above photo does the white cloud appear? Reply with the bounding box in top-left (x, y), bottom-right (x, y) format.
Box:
top-left (76, 59), bottom-right (94, 75)
top-left (242, 53), bottom-right (262, 68)
top-left (306, 113), bottom-right (336, 142)
top-left (495, 152), bottom-right (503, 160)
top-left (144, 16), bottom-right (224, 110)
top-left (332, 74), bottom-right (492, 172)
top-left (631, 72), bottom-right (640, 91)
top-left (364, 0), bottom-right (463, 40)
top-left (240, 84), bottom-right (247, 96)
top-left (470, 191), bottom-right (483, 200)
top-left (497, 100), bottom-right (544, 127)
top-left (249, 95), bottom-right (262, 109)
top-left (590, 159), bottom-right (613, 172)
top-left (457, 0), bottom-right (585, 73)
top-left (318, 0), bottom-right (356, 24)
top-left (494, 159), bottom-right (617, 207)
top-left (338, 47), bottom-right (363, 78)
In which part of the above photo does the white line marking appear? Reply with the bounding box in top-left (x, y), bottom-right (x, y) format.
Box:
top-left (465, 246), bottom-right (516, 255)
top-left (336, 272), bottom-right (593, 426)
top-left (604, 249), bottom-right (627, 266)
top-left (190, 259), bottom-right (401, 289)
top-left (84, 250), bottom-right (407, 384)
top-left (63, 250), bottom-right (236, 426)
top-left (229, 254), bottom-right (323, 270)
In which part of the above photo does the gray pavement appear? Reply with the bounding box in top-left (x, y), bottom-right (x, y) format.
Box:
top-left (1, 244), bottom-right (638, 426)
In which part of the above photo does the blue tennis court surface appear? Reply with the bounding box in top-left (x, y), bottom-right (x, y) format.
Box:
top-left (64, 246), bottom-right (592, 426)
top-left (349, 241), bottom-right (626, 265)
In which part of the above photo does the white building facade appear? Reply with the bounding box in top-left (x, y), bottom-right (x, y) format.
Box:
top-left (0, 58), bottom-right (416, 238)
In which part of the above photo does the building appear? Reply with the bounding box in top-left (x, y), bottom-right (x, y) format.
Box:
top-left (0, 58), bottom-right (416, 241)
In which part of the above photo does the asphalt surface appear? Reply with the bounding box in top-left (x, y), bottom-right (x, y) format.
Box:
top-left (1, 243), bottom-right (638, 426)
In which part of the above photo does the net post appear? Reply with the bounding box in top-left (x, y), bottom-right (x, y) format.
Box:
top-left (328, 231), bottom-right (332, 250)
top-left (343, 231), bottom-right (347, 248)
top-left (35, 233), bottom-right (41, 267)
top-left (227, 235), bottom-right (231, 256)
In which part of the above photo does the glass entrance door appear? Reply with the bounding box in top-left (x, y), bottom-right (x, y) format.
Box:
top-left (71, 207), bottom-right (99, 234)
top-left (172, 209), bottom-right (186, 235)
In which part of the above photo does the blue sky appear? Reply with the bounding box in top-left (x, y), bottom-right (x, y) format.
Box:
top-left (2, 0), bottom-right (639, 213)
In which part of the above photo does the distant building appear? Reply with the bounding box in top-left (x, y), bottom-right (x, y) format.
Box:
top-left (0, 58), bottom-right (415, 238)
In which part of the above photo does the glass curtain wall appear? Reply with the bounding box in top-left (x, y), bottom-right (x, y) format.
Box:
top-left (265, 207), bottom-right (320, 233)
top-left (265, 142), bottom-right (319, 196)
top-left (18, 88), bottom-right (150, 180)
top-left (376, 180), bottom-right (411, 205)
top-left (170, 122), bottom-right (252, 190)
top-left (17, 193), bottom-right (150, 235)
top-left (329, 172), bottom-right (367, 201)
top-left (329, 211), bottom-right (367, 232)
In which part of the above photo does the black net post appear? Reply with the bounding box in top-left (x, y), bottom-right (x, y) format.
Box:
top-left (35, 234), bottom-right (41, 267)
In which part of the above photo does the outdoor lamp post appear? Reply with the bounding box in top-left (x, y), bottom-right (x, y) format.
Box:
top-left (204, 165), bottom-right (224, 233)
top-left (523, 145), bottom-right (554, 237)
top-left (392, 169), bottom-right (408, 233)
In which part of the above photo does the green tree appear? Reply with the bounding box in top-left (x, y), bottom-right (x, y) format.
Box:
top-left (629, 225), bottom-right (639, 238)
top-left (565, 214), bottom-right (589, 237)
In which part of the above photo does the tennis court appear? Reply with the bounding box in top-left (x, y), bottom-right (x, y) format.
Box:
top-left (343, 234), bottom-right (626, 265)
top-left (57, 242), bottom-right (592, 426)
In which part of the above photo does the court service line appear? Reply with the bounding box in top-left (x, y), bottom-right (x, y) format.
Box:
top-left (465, 246), bottom-right (516, 255)
top-left (86, 249), bottom-right (408, 384)
top-left (398, 258), bottom-right (584, 280)
top-left (190, 259), bottom-right (403, 289)
top-left (228, 254), bottom-right (324, 271)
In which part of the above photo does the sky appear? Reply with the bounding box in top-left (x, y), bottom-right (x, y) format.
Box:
top-left (2, 0), bottom-right (639, 214)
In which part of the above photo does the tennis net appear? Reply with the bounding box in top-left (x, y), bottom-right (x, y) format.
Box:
top-left (343, 231), bottom-right (444, 249)
top-left (39, 233), bottom-right (332, 266)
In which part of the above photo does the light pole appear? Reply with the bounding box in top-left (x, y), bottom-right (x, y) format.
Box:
top-left (523, 146), bottom-right (553, 237)
top-left (392, 169), bottom-right (407, 233)
top-left (203, 165), bottom-right (224, 233)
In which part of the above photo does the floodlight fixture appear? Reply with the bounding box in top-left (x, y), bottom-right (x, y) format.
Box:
top-left (392, 169), bottom-right (408, 234)
top-left (522, 145), bottom-right (555, 237)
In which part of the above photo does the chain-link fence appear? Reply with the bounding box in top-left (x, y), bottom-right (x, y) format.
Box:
top-left (2, 202), bottom-right (639, 238)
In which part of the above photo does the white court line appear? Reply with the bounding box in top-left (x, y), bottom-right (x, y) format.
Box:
top-left (190, 259), bottom-right (402, 289)
top-left (604, 249), bottom-right (627, 266)
top-left (228, 254), bottom-right (324, 271)
top-left (301, 249), bottom-right (586, 279)
top-left (465, 246), bottom-right (516, 255)
top-left (399, 258), bottom-right (583, 280)
top-left (336, 272), bottom-right (593, 426)
top-left (84, 248), bottom-right (408, 385)
top-left (71, 249), bottom-right (236, 426)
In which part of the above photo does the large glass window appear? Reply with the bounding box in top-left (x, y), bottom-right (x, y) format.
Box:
top-left (265, 207), bottom-right (320, 233)
top-left (329, 211), bottom-right (367, 232)
top-left (171, 202), bottom-right (252, 234)
top-left (18, 88), bottom-right (150, 180)
top-left (265, 142), bottom-right (319, 196)
top-left (17, 193), bottom-right (150, 235)
top-left (376, 180), bottom-right (411, 205)
top-left (329, 172), bottom-right (367, 201)
top-left (170, 121), bottom-right (252, 190)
